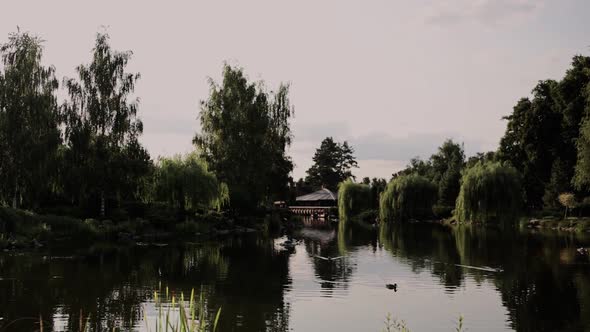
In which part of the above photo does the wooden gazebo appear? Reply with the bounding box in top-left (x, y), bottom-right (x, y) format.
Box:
top-left (289, 188), bottom-right (337, 216)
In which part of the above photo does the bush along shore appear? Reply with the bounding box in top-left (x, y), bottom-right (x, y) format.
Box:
top-left (0, 205), bottom-right (299, 251)
top-left (525, 216), bottom-right (590, 233)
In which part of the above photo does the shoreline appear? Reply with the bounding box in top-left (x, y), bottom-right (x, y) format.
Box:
top-left (0, 206), bottom-right (300, 252)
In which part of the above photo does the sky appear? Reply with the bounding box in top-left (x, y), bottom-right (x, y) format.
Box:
top-left (1, 0), bottom-right (589, 180)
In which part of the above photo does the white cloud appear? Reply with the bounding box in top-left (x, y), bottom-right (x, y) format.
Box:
top-left (355, 159), bottom-right (406, 180)
top-left (425, 0), bottom-right (545, 26)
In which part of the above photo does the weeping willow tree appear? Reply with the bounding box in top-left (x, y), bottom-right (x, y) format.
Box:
top-left (153, 152), bottom-right (229, 211)
top-left (379, 174), bottom-right (437, 223)
top-left (338, 180), bottom-right (371, 224)
top-left (454, 161), bottom-right (522, 225)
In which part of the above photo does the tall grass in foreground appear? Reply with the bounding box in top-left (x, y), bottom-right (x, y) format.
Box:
top-left (382, 314), bottom-right (464, 332)
top-left (146, 288), bottom-right (221, 332)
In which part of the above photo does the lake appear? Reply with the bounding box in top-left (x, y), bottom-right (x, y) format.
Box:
top-left (1, 222), bottom-right (589, 331)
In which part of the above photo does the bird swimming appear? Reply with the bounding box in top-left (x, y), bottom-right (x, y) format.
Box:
top-left (386, 283), bottom-right (397, 291)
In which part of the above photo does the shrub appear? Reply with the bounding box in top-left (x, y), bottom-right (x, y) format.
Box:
top-left (108, 208), bottom-right (129, 222)
top-left (0, 207), bottom-right (98, 241)
top-left (36, 205), bottom-right (85, 218)
top-left (379, 174), bottom-right (437, 223)
top-left (575, 219), bottom-right (590, 232)
top-left (197, 211), bottom-right (226, 224)
top-left (145, 202), bottom-right (179, 226)
top-left (356, 209), bottom-right (378, 223)
top-left (121, 201), bottom-right (148, 218)
top-left (0, 207), bottom-right (37, 234)
top-left (433, 205), bottom-right (454, 219)
top-left (175, 221), bottom-right (202, 234)
top-left (558, 193), bottom-right (577, 219)
top-left (152, 153), bottom-right (229, 211)
top-left (338, 180), bottom-right (372, 224)
top-left (0, 234), bottom-right (8, 249)
top-left (38, 214), bottom-right (98, 240)
top-left (454, 161), bottom-right (522, 225)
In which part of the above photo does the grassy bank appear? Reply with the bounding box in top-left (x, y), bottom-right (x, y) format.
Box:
top-left (0, 205), bottom-right (290, 250)
top-left (524, 216), bottom-right (590, 233)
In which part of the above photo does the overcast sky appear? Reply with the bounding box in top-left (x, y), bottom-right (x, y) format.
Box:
top-left (2, 0), bottom-right (589, 179)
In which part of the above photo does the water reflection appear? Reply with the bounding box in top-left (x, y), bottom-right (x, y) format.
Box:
top-left (0, 236), bottom-right (292, 331)
top-left (0, 224), bottom-right (589, 331)
top-left (377, 224), bottom-right (590, 331)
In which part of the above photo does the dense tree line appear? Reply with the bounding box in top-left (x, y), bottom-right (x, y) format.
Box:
top-left (0, 30), bottom-right (295, 220)
top-left (393, 139), bottom-right (465, 216)
top-left (3, 29), bottom-right (587, 226)
top-left (303, 55), bottom-right (590, 224)
top-left (498, 55), bottom-right (590, 211)
top-left (386, 55), bottom-right (590, 223)
top-left (0, 31), bottom-right (154, 217)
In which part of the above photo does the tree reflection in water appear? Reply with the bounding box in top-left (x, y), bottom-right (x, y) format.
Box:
top-left (0, 235), bottom-right (293, 332)
top-left (1, 224), bottom-right (590, 331)
top-left (378, 223), bottom-right (590, 331)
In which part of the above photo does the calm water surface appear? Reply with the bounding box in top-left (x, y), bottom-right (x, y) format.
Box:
top-left (1, 222), bottom-right (590, 331)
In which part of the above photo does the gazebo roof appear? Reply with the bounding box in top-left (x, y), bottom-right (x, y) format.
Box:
top-left (296, 188), bottom-right (337, 202)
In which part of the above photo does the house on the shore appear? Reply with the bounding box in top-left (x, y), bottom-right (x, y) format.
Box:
top-left (294, 188), bottom-right (337, 206)
top-left (289, 188), bottom-right (337, 216)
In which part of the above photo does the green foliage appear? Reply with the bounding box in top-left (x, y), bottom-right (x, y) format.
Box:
top-left (379, 174), bottom-right (438, 223)
top-left (194, 64), bottom-right (293, 210)
top-left (574, 115), bottom-right (590, 190)
top-left (305, 137), bottom-right (358, 191)
top-left (152, 153), bottom-right (229, 212)
top-left (431, 140), bottom-right (465, 206)
top-left (0, 29), bottom-right (61, 209)
top-left (61, 32), bottom-right (151, 216)
top-left (543, 158), bottom-right (570, 209)
top-left (394, 157), bottom-right (433, 178)
top-left (369, 178), bottom-right (387, 209)
top-left (144, 202), bottom-right (179, 226)
top-left (498, 56), bottom-right (590, 210)
top-left (465, 152), bottom-right (496, 169)
top-left (338, 180), bottom-right (371, 224)
top-left (0, 206), bottom-right (97, 241)
top-left (292, 177), bottom-right (315, 199)
top-left (454, 161), bottom-right (522, 225)
top-left (149, 288), bottom-right (221, 332)
top-left (393, 140), bottom-right (464, 208)
top-left (557, 192), bottom-right (577, 219)
top-left (433, 204), bottom-right (454, 218)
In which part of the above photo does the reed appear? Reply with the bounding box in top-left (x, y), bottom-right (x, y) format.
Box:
top-left (382, 314), bottom-right (464, 332)
top-left (145, 287), bottom-right (221, 332)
